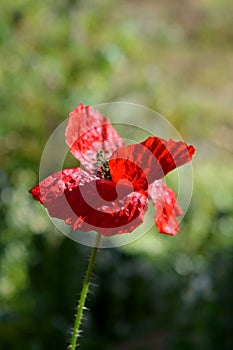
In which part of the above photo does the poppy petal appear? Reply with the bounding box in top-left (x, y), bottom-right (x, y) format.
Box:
top-left (109, 137), bottom-right (195, 189)
top-left (65, 104), bottom-right (124, 172)
top-left (29, 168), bottom-right (96, 221)
top-left (29, 168), bottom-right (148, 236)
top-left (141, 137), bottom-right (195, 179)
top-left (149, 180), bottom-right (183, 235)
top-left (66, 181), bottom-right (148, 236)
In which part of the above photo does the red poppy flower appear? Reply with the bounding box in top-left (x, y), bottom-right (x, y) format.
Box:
top-left (29, 104), bottom-right (195, 236)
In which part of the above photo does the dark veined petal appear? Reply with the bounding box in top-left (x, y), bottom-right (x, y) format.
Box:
top-left (149, 180), bottom-right (183, 236)
top-left (109, 136), bottom-right (195, 189)
top-left (29, 168), bottom-right (148, 236)
top-left (141, 137), bottom-right (195, 178)
top-left (65, 104), bottom-right (124, 172)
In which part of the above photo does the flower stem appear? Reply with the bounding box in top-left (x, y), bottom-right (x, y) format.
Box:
top-left (70, 233), bottom-right (101, 349)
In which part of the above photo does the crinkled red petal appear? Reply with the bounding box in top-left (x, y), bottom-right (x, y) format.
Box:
top-left (29, 168), bottom-right (148, 236)
top-left (149, 180), bottom-right (183, 236)
top-left (29, 168), bottom-right (95, 220)
top-left (109, 136), bottom-right (195, 189)
top-left (65, 104), bottom-right (124, 172)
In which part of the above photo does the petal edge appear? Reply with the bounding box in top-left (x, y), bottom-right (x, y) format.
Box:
top-left (149, 180), bottom-right (183, 236)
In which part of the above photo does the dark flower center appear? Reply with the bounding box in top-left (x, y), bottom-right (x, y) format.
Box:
top-left (94, 150), bottom-right (112, 180)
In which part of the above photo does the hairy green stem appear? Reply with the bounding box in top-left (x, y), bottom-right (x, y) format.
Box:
top-left (70, 233), bottom-right (101, 349)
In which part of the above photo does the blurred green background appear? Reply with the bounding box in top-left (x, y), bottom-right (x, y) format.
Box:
top-left (0, 0), bottom-right (233, 349)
